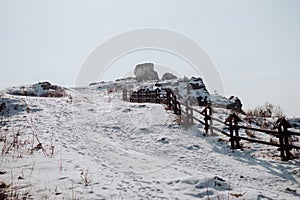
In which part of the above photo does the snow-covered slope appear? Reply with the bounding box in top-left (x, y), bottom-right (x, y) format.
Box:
top-left (0, 85), bottom-right (300, 199)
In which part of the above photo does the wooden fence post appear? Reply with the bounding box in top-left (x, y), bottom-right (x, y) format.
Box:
top-left (226, 113), bottom-right (242, 149)
top-left (283, 127), bottom-right (291, 161)
top-left (189, 104), bottom-right (193, 124)
top-left (122, 89), bottom-right (127, 101)
top-left (234, 116), bottom-right (240, 149)
top-left (201, 106), bottom-right (212, 136)
top-left (278, 126), bottom-right (286, 161)
top-left (173, 95), bottom-right (178, 114)
top-left (229, 120), bottom-right (235, 149)
top-left (167, 90), bottom-right (171, 109)
top-left (205, 110), bottom-right (209, 135)
top-left (145, 91), bottom-right (149, 102)
top-left (185, 100), bottom-right (193, 125)
top-left (208, 106), bottom-right (213, 135)
top-left (185, 100), bottom-right (190, 124)
top-left (274, 118), bottom-right (292, 161)
top-left (137, 91), bottom-right (140, 103)
top-left (177, 101), bottom-right (181, 115)
top-left (155, 89), bottom-right (160, 103)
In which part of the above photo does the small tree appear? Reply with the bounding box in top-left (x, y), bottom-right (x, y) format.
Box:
top-left (183, 75), bottom-right (189, 82)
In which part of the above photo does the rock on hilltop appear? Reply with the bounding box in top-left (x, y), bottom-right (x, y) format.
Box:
top-left (6, 81), bottom-right (68, 97)
top-left (161, 72), bottom-right (177, 81)
top-left (134, 63), bottom-right (159, 82)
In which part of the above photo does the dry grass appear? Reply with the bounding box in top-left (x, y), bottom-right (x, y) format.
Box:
top-left (81, 169), bottom-right (91, 186)
top-left (0, 101), bottom-right (60, 199)
top-left (0, 174), bottom-right (33, 200)
top-left (245, 129), bottom-right (256, 138)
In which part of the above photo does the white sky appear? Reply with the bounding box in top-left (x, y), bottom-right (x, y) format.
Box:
top-left (0, 0), bottom-right (299, 117)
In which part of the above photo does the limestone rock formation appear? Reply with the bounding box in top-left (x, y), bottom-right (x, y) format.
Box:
top-left (161, 72), bottom-right (177, 81)
top-left (134, 63), bottom-right (159, 82)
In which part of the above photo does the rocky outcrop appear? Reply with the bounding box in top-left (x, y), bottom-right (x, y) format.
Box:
top-left (134, 63), bottom-right (159, 82)
top-left (227, 96), bottom-right (243, 112)
top-left (188, 77), bottom-right (206, 90)
top-left (161, 72), bottom-right (177, 81)
top-left (187, 77), bottom-right (243, 112)
top-left (210, 95), bottom-right (243, 112)
top-left (6, 82), bottom-right (67, 97)
top-left (188, 77), bottom-right (211, 106)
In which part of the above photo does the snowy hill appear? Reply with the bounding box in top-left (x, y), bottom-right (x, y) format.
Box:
top-left (0, 82), bottom-right (300, 199)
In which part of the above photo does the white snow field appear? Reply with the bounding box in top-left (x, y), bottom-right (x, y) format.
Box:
top-left (0, 85), bottom-right (300, 200)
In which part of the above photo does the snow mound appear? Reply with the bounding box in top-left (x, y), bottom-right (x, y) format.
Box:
top-left (6, 81), bottom-right (68, 97)
top-left (168, 176), bottom-right (233, 199)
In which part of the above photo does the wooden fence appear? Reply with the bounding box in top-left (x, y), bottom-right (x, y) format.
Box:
top-left (124, 88), bottom-right (181, 115)
top-left (181, 103), bottom-right (300, 161)
top-left (123, 88), bottom-right (300, 161)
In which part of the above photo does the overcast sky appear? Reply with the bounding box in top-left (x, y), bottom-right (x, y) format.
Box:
top-left (1, 0), bottom-right (299, 116)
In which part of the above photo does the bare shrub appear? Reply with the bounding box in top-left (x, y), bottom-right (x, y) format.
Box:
top-left (247, 102), bottom-right (284, 118)
top-left (80, 170), bottom-right (91, 186)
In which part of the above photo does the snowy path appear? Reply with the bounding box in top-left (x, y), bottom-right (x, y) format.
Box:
top-left (1, 88), bottom-right (300, 199)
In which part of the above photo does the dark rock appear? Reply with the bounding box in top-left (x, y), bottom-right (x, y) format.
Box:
top-left (188, 77), bottom-right (211, 106)
top-left (211, 95), bottom-right (244, 113)
top-left (157, 137), bottom-right (169, 144)
top-left (286, 187), bottom-right (297, 193)
top-left (227, 96), bottom-right (243, 112)
top-left (188, 77), bottom-right (206, 90)
top-left (0, 181), bottom-right (8, 189)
